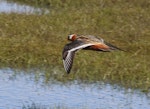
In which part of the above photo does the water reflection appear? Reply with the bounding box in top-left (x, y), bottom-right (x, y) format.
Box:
top-left (0, 0), bottom-right (48, 14)
top-left (0, 68), bottom-right (150, 109)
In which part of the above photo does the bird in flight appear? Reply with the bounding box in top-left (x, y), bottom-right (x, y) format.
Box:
top-left (62, 34), bottom-right (123, 74)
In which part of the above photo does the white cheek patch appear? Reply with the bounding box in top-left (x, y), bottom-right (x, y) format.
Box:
top-left (69, 34), bottom-right (76, 40)
top-left (69, 34), bottom-right (74, 40)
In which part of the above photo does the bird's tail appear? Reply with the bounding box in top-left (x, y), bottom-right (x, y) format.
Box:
top-left (104, 41), bottom-right (125, 52)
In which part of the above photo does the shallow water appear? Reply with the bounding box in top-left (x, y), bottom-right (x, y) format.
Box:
top-left (0, 68), bottom-right (150, 109)
top-left (0, 0), bottom-right (48, 14)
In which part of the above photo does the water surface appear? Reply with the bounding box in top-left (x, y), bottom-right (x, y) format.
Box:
top-left (0, 0), bottom-right (48, 14)
top-left (0, 68), bottom-right (150, 109)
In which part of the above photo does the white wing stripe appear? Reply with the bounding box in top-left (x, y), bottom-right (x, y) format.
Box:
top-left (69, 43), bottom-right (94, 52)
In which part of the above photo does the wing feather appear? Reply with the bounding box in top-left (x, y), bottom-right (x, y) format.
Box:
top-left (62, 40), bottom-right (93, 74)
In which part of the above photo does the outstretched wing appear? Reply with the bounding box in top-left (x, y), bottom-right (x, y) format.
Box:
top-left (62, 40), bottom-right (93, 74)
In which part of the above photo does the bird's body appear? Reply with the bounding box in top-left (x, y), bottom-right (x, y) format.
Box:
top-left (62, 34), bottom-right (123, 74)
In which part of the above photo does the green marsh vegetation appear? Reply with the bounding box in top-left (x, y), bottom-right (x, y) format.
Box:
top-left (1, 0), bottom-right (150, 91)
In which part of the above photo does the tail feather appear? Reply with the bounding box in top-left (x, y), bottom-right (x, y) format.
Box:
top-left (104, 41), bottom-right (125, 51)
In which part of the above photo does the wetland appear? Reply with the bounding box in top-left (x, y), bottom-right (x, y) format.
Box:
top-left (0, 0), bottom-right (150, 108)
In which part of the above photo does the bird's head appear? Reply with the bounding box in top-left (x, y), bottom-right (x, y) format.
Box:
top-left (68, 34), bottom-right (77, 41)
